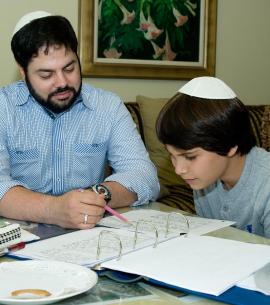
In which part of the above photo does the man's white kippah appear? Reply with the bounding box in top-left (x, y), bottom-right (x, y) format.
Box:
top-left (13, 11), bottom-right (51, 36)
top-left (178, 76), bottom-right (236, 99)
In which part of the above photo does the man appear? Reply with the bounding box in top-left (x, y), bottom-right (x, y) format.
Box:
top-left (0, 11), bottom-right (159, 229)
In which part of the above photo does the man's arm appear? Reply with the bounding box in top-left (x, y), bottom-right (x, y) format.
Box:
top-left (0, 186), bottom-right (106, 229)
top-left (103, 99), bottom-right (160, 206)
top-left (100, 181), bottom-right (137, 208)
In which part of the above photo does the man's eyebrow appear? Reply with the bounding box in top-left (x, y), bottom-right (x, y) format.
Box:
top-left (36, 60), bottom-right (76, 73)
top-left (63, 60), bottom-right (76, 69)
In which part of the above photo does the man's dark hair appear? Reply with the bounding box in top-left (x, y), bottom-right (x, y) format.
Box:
top-left (11, 15), bottom-right (78, 70)
top-left (156, 93), bottom-right (256, 156)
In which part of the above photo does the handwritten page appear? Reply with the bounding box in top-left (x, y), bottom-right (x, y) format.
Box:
top-left (102, 235), bottom-right (270, 296)
top-left (98, 209), bottom-right (235, 237)
top-left (11, 227), bottom-right (160, 267)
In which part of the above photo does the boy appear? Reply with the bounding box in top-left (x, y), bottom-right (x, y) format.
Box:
top-left (156, 76), bottom-right (270, 238)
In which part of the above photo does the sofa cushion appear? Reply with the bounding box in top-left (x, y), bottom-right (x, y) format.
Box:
top-left (125, 102), bottom-right (145, 143)
top-left (136, 95), bottom-right (184, 185)
top-left (136, 95), bottom-right (194, 210)
top-left (259, 105), bottom-right (270, 151)
top-left (246, 105), bottom-right (265, 148)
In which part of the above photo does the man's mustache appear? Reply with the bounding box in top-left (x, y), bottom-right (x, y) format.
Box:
top-left (49, 86), bottom-right (76, 98)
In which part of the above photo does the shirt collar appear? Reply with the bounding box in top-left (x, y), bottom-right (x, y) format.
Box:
top-left (15, 80), bottom-right (30, 106)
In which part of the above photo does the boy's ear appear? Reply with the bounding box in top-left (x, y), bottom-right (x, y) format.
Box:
top-left (18, 65), bottom-right (26, 80)
top-left (227, 146), bottom-right (238, 157)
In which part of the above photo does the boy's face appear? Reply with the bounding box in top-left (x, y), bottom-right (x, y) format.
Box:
top-left (166, 145), bottom-right (237, 190)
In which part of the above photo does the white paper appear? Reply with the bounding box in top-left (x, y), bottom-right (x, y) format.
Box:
top-left (12, 213), bottom-right (270, 297)
top-left (101, 235), bottom-right (270, 296)
top-left (12, 227), bottom-right (159, 267)
top-left (98, 209), bottom-right (235, 236)
top-left (21, 228), bottom-right (40, 243)
top-left (237, 262), bottom-right (270, 295)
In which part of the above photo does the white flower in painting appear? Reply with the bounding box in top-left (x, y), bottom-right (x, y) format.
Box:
top-left (162, 32), bottom-right (177, 61)
top-left (143, 16), bottom-right (163, 40)
top-left (103, 36), bottom-right (122, 58)
top-left (150, 41), bottom-right (165, 59)
top-left (119, 5), bottom-right (135, 25)
top-left (103, 48), bottom-right (122, 59)
top-left (138, 10), bottom-right (150, 31)
top-left (185, 0), bottom-right (197, 17)
top-left (172, 7), bottom-right (188, 27)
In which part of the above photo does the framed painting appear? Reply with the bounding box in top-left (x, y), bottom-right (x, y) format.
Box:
top-left (79, 0), bottom-right (217, 79)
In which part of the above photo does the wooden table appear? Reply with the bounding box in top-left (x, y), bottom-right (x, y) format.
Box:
top-left (1, 201), bottom-right (270, 305)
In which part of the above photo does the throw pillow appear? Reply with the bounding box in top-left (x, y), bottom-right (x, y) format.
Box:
top-left (136, 95), bottom-right (187, 190)
top-left (261, 105), bottom-right (270, 151)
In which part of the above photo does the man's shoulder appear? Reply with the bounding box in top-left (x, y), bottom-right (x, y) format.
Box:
top-left (0, 81), bottom-right (28, 105)
top-left (81, 83), bottom-right (123, 109)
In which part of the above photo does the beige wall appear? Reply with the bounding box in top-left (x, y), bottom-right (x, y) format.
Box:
top-left (0, 0), bottom-right (269, 104)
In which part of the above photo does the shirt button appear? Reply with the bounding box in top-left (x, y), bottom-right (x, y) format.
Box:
top-left (223, 205), bottom-right (228, 212)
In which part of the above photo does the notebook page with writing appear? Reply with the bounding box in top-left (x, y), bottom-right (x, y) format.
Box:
top-left (101, 235), bottom-right (270, 296)
top-left (98, 209), bottom-right (235, 236)
top-left (10, 227), bottom-right (161, 267)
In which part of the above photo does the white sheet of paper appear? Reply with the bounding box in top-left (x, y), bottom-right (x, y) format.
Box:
top-left (98, 209), bottom-right (235, 236)
top-left (21, 228), bottom-right (40, 242)
top-left (12, 227), bottom-right (158, 267)
top-left (237, 262), bottom-right (270, 295)
top-left (101, 235), bottom-right (270, 296)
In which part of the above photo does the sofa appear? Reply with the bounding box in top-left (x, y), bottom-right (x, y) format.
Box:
top-left (125, 96), bottom-right (269, 214)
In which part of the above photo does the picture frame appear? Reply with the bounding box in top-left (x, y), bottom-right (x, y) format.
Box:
top-left (78, 0), bottom-right (217, 79)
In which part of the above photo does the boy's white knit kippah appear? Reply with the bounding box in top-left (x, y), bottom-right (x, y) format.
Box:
top-left (178, 76), bottom-right (236, 99)
top-left (13, 11), bottom-right (51, 36)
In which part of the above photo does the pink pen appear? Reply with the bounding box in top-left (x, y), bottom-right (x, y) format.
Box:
top-left (78, 188), bottom-right (129, 223)
top-left (104, 205), bottom-right (129, 223)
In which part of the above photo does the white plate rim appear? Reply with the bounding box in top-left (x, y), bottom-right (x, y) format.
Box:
top-left (0, 260), bottom-right (98, 305)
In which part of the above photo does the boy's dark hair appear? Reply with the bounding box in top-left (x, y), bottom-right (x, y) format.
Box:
top-left (156, 92), bottom-right (256, 156)
top-left (11, 15), bottom-right (78, 70)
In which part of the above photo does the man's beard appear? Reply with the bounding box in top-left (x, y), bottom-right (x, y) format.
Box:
top-left (25, 75), bottom-right (82, 114)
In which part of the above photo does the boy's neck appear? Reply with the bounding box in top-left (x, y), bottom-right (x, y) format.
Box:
top-left (221, 154), bottom-right (246, 190)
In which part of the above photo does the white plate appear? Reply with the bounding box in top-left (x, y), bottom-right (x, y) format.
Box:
top-left (0, 260), bottom-right (98, 305)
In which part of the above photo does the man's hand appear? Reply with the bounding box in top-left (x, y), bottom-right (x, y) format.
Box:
top-left (52, 189), bottom-right (106, 229)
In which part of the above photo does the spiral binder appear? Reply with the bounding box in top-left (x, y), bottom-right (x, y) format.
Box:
top-left (165, 212), bottom-right (190, 237)
top-left (96, 230), bottom-right (123, 261)
top-left (133, 220), bottom-right (159, 249)
top-left (0, 223), bottom-right (22, 249)
top-left (95, 212), bottom-right (190, 265)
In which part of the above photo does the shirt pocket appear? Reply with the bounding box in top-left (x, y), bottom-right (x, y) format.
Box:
top-left (9, 147), bottom-right (41, 189)
top-left (72, 142), bottom-right (107, 185)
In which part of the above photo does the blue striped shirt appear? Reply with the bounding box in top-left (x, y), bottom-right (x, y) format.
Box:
top-left (0, 81), bottom-right (159, 206)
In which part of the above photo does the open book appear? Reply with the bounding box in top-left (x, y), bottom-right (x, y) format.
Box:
top-left (9, 209), bottom-right (270, 298)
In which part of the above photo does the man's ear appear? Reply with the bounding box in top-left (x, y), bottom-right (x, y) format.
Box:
top-left (18, 65), bottom-right (26, 80)
top-left (227, 146), bottom-right (238, 157)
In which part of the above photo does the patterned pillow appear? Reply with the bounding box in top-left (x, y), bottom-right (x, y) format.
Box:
top-left (259, 105), bottom-right (270, 151)
top-left (125, 102), bottom-right (145, 143)
top-left (246, 105), bottom-right (265, 148)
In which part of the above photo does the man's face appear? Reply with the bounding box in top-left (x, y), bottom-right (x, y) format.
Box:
top-left (21, 45), bottom-right (82, 113)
